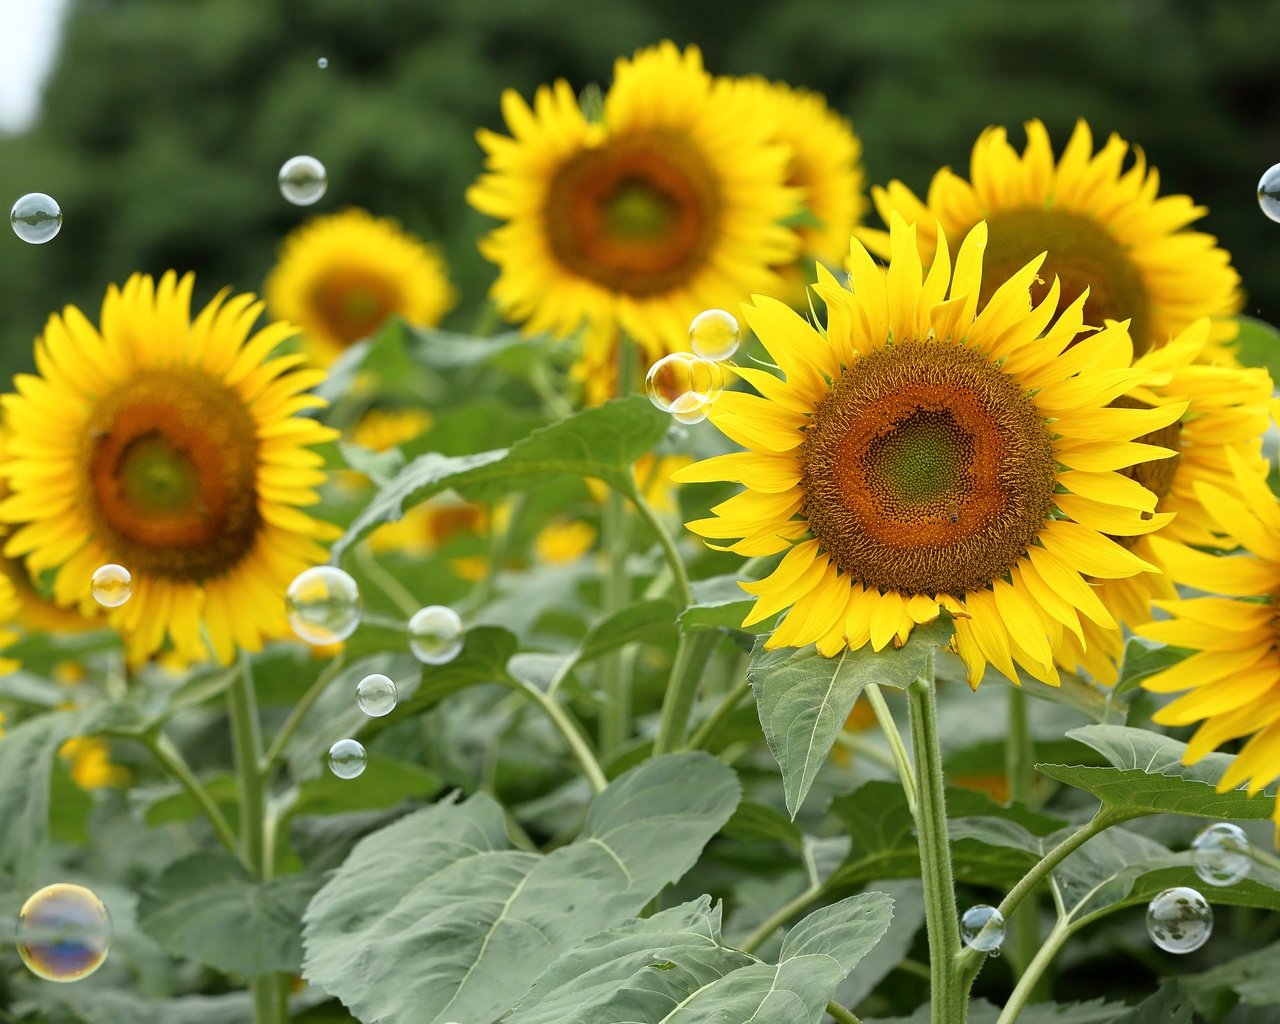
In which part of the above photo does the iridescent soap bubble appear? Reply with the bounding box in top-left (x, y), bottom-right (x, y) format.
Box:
top-left (328, 738), bottom-right (367, 779)
top-left (670, 392), bottom-right (711, 425)
top-left (15, 883), bottom-right (112, 982)
top-left (286, 566), bottom-right (362, 645)
top-left (689, 308), bottom-right (741, 361)
top-left (90, 564), bottom-right (132, 608)
top-left (1146, 886), bottom-right (1213, 954)
top-left (959, 904), bottom-right (1005, 953)
top-left (278, 155), bottom-right (328, 206)
top-left (316, 57), bottom-right (329, 69)
top-left (355, 673), bottom-right (398, 717)
top-left (644, 353), bottom-right (725, 413)
top-left (10, 193), bottom-right (62, 244)
top-left (408, 605), bottom-right (465, 665)
top-left (1191, 822), bottom-right (1251, 887)
top-left (1258, 163), bottom-right (1280, 223)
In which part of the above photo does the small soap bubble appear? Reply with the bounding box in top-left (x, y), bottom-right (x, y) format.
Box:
top-left (286, 566), bottom-right (362, 645)
top-left (10, 193), bottom-right (62, 244)
top-left (316, 57), bottom-right (329, 69)
top-left (644, 353), bottom-right (725, 413)
top-left (328, 738), bottom-right (367, 779)
top-left (16, 883), bottom-right (111, 982)
top-left (1146, 886), bottom-right (1213, 954)
top-left (91, 564), bottom-right (132, 608)
top-left (1192, 822), bottom-right (1251, 887)
top-left (689, 308), bottom-right (741, 361)
top-left (670, 392), bottom-right (710, 425)
top-left (1258, 163), bottom-right (1280, 223)
top-left (408, 605), bottom-right (465, 665)
top-left (278, 155), bottom-right (327, 206)
top-left (355, 673), bottom-right (398, 717)
top-left (959, 904), bottom-right (1005, 953)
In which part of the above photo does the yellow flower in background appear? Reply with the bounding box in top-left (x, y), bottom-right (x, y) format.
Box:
top-left (0, 272), bottom-right (338, 666)
top-left (58, 736), bottom-right (131, 790)
top-left (1137, 453), bottom-right (1280, 833)
top-left (0, 573), bottom-right (15, 674)
top-left (739, 77), bottom-right (867, 265)
top-left (536, 519), bottom-right (597, 564)
top-left (677, 216), bottom-right (1179, 687)
top-left (468, 41), bottom-right (799, 363)
top-left (861, 120), bottom-right (1242, 359)
top-left (349, 407), bottom-right (434, 453)
top-left (265, 208), bottom-right (457, 366)
top-left (1055, 320), bottom-right (1272, 684)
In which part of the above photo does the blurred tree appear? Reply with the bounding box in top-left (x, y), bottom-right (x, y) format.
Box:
top-left (0, 0), bottom-right (1277, 380)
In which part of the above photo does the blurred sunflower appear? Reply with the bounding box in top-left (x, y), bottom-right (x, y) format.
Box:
top-left (861, 120), bottom-right (1242, 359)
top-left (676, 216), bottom-right (1180, 686)
top-left (265, 208), bottom-right (457, 366)
top-left (59, 736), bottom-right (131, 790)
top-left (467, 41), bottom-right (799, 364)
top-left (1137, 451), bottom-right (1280, 831)
top-left (1055, 320), bottom-right (1272, 683)
top-left (0, 272), bottom-right (338, 666)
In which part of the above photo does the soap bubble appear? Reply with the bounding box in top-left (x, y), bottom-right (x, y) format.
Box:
top-left (1146, 886), bottom-right (1213, 954)
top-left (328, 738), bottom-right (367, 780)
top-left (10, 193), bottom-right (62, 244)
top-left (959, 904), bottom-right (1005, 953)
top-left (316, 57), bottom-right (329, 69)
top-left (1191, 822), bottom-right (1251, 887)
top-left (644, 353), bottom-right (725, 413)
top-left (15, 883), bottom-right (111, 982)
top-left (286, 566), bottom-right (362, 645)
top-left (356, 673), bottom-right (398, 717)
top-left (278, 155), bottom-right (327, 206)
top-left (1258, 163), bottom-right (1280, 223)
top-left (90, 564), bottom-right (132, 608)
top-left (689, 308), bottom-right (741, 361)
top-left (408, 605), bottom-right (465, 664)
top-left (670, 392), bottom-right (711, 425)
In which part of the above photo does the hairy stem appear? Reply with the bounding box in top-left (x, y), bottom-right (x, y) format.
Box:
top-left (865, 683), bottom-right (917, 815)
top-left (825, 1000), bottom-right (864, 1024)
top-left (1005, 687), bottom-right (1040, 980)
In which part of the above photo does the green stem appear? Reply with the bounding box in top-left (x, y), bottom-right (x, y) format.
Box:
top-left (514, 679), bottom-right (608, 793)
top-left (227, 654), bottom-right (280, 1024)
top-left (353, 543), bottom-right (419, 618)
top-left (652, 631), bottom-right (717, 756)
top-left (599, 485), bottom-right (633, 755)
top-left (1005, 688), bottom-right (1040, 980)
top-left (688, 679), bottom-right (751, 751)
top-left (260, 655), bottom-right (347, 772)
top-left (995, 918), bottom-right (1070, 1024)
top-left (956, 806), bottom-right (1127, 986)
top-left (739, 884), bottom-right (821, 954)
top-left (629, 485), bottom-right (693, 608)
top-left (864, 684), bottom-right (916, 815)
top-left (906, 665), bottom-right (964, 1024)
top-left (825, 1000), bottom-right (864, 1024)
top-left (139, 732), bottom-right (239, 858)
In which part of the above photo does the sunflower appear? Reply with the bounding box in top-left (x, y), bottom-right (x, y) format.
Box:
top-left (265, 208), bottom-right (457, 366)
top-left (0, 272), bottom-right (339, 666)
top-left (1136, 451), bottom-right (1280, 831)
top-left (738, 77), bottom-right (867, 266)
top-left (1055, 320), bottom-right (1272, 684)
top-left (675, 215), bottom-right (1182, 687)
top-left (467, 41), bottom-right (799, 363)
top-left (860, 120), bottom-right (1242, 359)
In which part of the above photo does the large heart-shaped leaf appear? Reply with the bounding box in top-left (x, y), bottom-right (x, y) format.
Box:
top-left (302, 752), bottom-right (740, 1024)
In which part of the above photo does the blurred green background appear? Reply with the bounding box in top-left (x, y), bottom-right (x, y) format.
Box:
top-left (2, 0), bottom-right (1278, 381)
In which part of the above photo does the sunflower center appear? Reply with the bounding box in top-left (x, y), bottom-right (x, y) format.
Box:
top-left (83, 368), bottom-right (262, 582)
top-left (800, 341), bottom-right (1057, 598)
top-left (545, 132), bottom-right (722, 296)
top-left (981, 208), bottom-right (1152, 352)
top-left (309, 267), bottom-right (402, 346)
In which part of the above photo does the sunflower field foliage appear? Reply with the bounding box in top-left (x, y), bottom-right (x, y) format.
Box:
top-left (6, 15), bottom-right (1280, 1024)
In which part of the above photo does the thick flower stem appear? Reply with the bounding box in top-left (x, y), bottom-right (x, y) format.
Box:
top-left (228, 654), bottom-right (281, 1024)
top-left (1005, 687), bottom-right (1041, 981)
top-left (906, 665), bottom-right (965, 1024)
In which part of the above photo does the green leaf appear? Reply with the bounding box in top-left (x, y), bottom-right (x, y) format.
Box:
top-left (747, 617), bottom-right (951, 818)
top-left (0, 710), bottom-right (87, 882)
top-left (1106, 984), bottom-right (1195, 1024)
top-left (302, 752), bottom-right (741, 1024)
top-left (1232, 315), bottom-right (1280, 380)
top-left (138, 853), bottom-right (321, 977)
top-left (867, 999), bottom-right (1129, 1023)
top-left (1038, 724), bottom-right (1277, 819)
top-left (1183, 940), bottom-right (1280, 1011)
top-left (509, 892), bottom-right (893, 1024)
top-left (390, 625), bottom-right (520, 721)
top-left (1110, 636), bottom-right (1187, 699)
top-left (407, 325), bottom-right (530, 371)
top-left (678, 574), bottom-right (756, 632)
top-left (141, 773), bottom-right (238, 827)
top-left (331, 397), bottom-right (668, 559)
top-left (833, 879), bottom-right (925, 1010)
top-left (291, 756), bottom-right (441, 817)
top-left (722, 802), bottom-right (804, 850)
